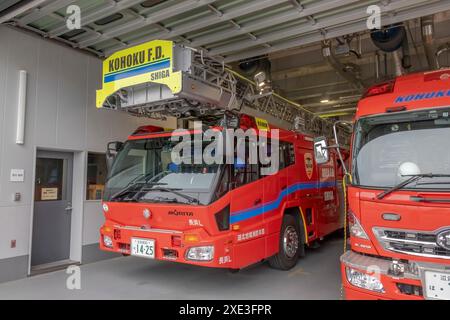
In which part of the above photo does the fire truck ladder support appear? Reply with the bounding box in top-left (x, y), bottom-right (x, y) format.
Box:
top-left (99, 44), bottom-right (350, 143)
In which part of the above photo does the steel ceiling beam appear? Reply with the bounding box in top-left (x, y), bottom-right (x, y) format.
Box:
top-left (213, 0), bottom-right (430, 58)
top-left (48, 0), bottom-right (144, 38)
top-left (16, 0), bottom-right (76, 25)
top-left (287, 88), bottom-right (359, 101)
top-left (223, 0), bottom-right (449, 62)
top-left (0, 0), bottom-right (21, 12)
top-left (14, 22), bottom-right (103, 56)
top-left (189, 0), bottom-right (361, 48)
top-left (102, 0), bottom-right (289, 55)
top-left (0, 0), bottom-right (47, 24)
top-left (78, 0), bottom-right (218, 49)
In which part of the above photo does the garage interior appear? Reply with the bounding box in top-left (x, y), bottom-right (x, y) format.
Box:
top-left (0, 0), bottom-right (450, 299)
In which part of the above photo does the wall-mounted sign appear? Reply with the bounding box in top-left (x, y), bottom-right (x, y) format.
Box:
top-left (41, 188), bottom-right (58, 201)
top-left (10, 169), bottom-right (25, 182)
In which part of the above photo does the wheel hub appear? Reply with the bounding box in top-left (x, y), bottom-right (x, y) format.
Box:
top-left (283, 226), bottom-right (299, 258)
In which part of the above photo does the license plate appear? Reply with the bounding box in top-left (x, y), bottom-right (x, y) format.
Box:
top-left (131, 238), bottom-right (155, 259)
top-left (424, 270), bottom-right (450, 300)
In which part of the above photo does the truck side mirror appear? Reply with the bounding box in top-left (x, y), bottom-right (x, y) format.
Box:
top-left (106, 141), bottom-right (123, 171)
top-left (314, 136), bottom-right (329, 165)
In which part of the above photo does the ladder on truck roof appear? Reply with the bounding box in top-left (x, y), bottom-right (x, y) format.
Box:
top-left (96, 40), bottom-right (350, 143)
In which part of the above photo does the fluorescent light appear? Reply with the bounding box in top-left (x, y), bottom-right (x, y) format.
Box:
top-left (320, 99), bottom-right (329, 103)
top-left (16, 70), bottom-right (27, 145)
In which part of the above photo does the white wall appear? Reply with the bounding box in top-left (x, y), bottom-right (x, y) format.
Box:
top-left (0, 26), bottom-right (175, 263)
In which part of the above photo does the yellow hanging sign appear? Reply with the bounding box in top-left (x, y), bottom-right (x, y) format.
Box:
top-left (96, 40), bottom-right (182, 108)
top-left (255, 117), bottom-right (270, 131)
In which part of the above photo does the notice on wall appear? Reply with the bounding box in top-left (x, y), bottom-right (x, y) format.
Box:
top-left (41, 188), bottom-right (58, 201)
top-left (10, 169), bottom-right (25, 182)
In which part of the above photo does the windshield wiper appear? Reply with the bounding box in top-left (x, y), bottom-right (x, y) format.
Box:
top-left (141, 187), bottom-right (199, 204)
top-left (377, 174), bottom-right (450, 200)
top-left (146, 196), bottom-right (180, 204)
top-left (110, 182), bottom-right (167, 201)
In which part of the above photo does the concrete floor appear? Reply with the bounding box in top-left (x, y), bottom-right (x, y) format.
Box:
top-left (0, 233), bottom-right (344, 300)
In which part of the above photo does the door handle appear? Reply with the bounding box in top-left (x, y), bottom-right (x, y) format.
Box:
top-left (65, 206), bottom-right (73, 211)
top-left (254, 198), bottom-right (262, 205)
top-left (410, 196), bottom-right (450, 203)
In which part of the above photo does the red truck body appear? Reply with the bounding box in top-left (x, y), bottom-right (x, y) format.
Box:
top-left (99, 117), bottom-right (345, 270)
top-left (341, 69), bottom-right (450, 299)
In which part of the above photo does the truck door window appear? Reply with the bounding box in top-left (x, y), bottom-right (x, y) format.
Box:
top-left (280, 141), bottom-right (295, 168)
top-left (232, 138), bottom-right (259, 187)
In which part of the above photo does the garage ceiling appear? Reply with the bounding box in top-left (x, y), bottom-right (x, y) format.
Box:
top-left (2, 0), bottom-right (450, 118)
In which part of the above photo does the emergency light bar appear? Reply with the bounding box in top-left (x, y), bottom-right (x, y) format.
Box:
top-left (363, 80), bottom-right (395, 98)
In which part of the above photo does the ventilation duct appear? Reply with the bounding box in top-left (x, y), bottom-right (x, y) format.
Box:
top-left (421, 16), bottom-right (437, 70)
top-left (371, 24), bottom-right (411, 76)
top-left (238, 56), bottom-right (272, 94)
top-left (322, 42), bottom-right (364, 91)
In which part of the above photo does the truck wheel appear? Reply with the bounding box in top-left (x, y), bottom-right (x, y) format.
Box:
top-left (228, 268), bottom-right (240, 274)
top-left (269, 214), bottom-right (303, 270)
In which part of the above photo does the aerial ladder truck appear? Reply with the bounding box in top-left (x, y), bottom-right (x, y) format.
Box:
top-left (96, 40), bottom-right (350, 270)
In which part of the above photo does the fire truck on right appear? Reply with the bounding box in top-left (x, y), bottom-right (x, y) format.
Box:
top-left (340, 68), bottom-right (450, 300)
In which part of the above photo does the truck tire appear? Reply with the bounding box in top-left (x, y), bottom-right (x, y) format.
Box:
top-left (268, 214), bottom-right (303, 270)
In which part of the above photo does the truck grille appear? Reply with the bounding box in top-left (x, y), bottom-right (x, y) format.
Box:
top-left (373, 227), bottom-right (450, 259)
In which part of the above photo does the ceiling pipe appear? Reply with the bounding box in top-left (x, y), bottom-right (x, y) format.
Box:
top-left (392, 49), bottom-right (405, 77)
top-left (0, 0), bottom-right (47, 24)
top-left (436, 43), bottom-right (450, 69)
top-left (322, 42), bottom-right (365, 92)
top-left (421, 15), bottom-right (438, 70)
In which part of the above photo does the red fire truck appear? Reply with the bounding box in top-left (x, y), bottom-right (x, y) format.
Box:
top-left (321, 68), bottom-right (450, 299)
top-left (99, 115), bottom-right (345, 270)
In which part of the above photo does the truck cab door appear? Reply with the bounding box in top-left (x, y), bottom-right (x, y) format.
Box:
top-left (229, 163), bottom-right (263, 227)
top-left (229, 158), bottom-right (265, 268)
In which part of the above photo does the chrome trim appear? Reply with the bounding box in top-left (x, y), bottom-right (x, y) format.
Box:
top-left (378, 235), bottom-right (438, 247)
top-left (384, 248), bottom-right (450, 260)
top-left (115, 225), bottom-right (182, 234)
top-left (373, 226), bottom-right (450, 260)
top-left (340, 250), bottom-right (419, 280)
top-left (341, 250), bottom-right (450, 299)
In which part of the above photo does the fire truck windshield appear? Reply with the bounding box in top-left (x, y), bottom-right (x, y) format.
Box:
top-left (352, 107), bottom-right (450, 190)
top-left (103, 137), bottom-right (223, 205)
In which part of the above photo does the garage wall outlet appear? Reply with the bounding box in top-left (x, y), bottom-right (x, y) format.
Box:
top-left (14, 193), bottom-right (21, 202)
top-left (11, 240), bottom-right (16, 248)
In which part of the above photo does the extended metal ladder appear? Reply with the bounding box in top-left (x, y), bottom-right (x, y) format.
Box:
top-left (97, 43), bottom-right (350, 143)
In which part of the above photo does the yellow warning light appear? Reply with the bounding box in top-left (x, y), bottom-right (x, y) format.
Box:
top-left (184, 234), bottom-right (199, 242)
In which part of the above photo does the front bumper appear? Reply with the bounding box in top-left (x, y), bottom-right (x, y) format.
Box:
top-left (99, 224), bottom-right (235, 268)
top-left (341, 250), bottom-right (450, 300)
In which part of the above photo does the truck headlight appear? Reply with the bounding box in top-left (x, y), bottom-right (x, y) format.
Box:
top-left (348, 212), bottom-right (369, 240)
top-left (103, 235), bottom-right (113, 248)
top-left (186, 246), bottom-right (214, 261)
top-left (346, 267), bottom-right (385, 293)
